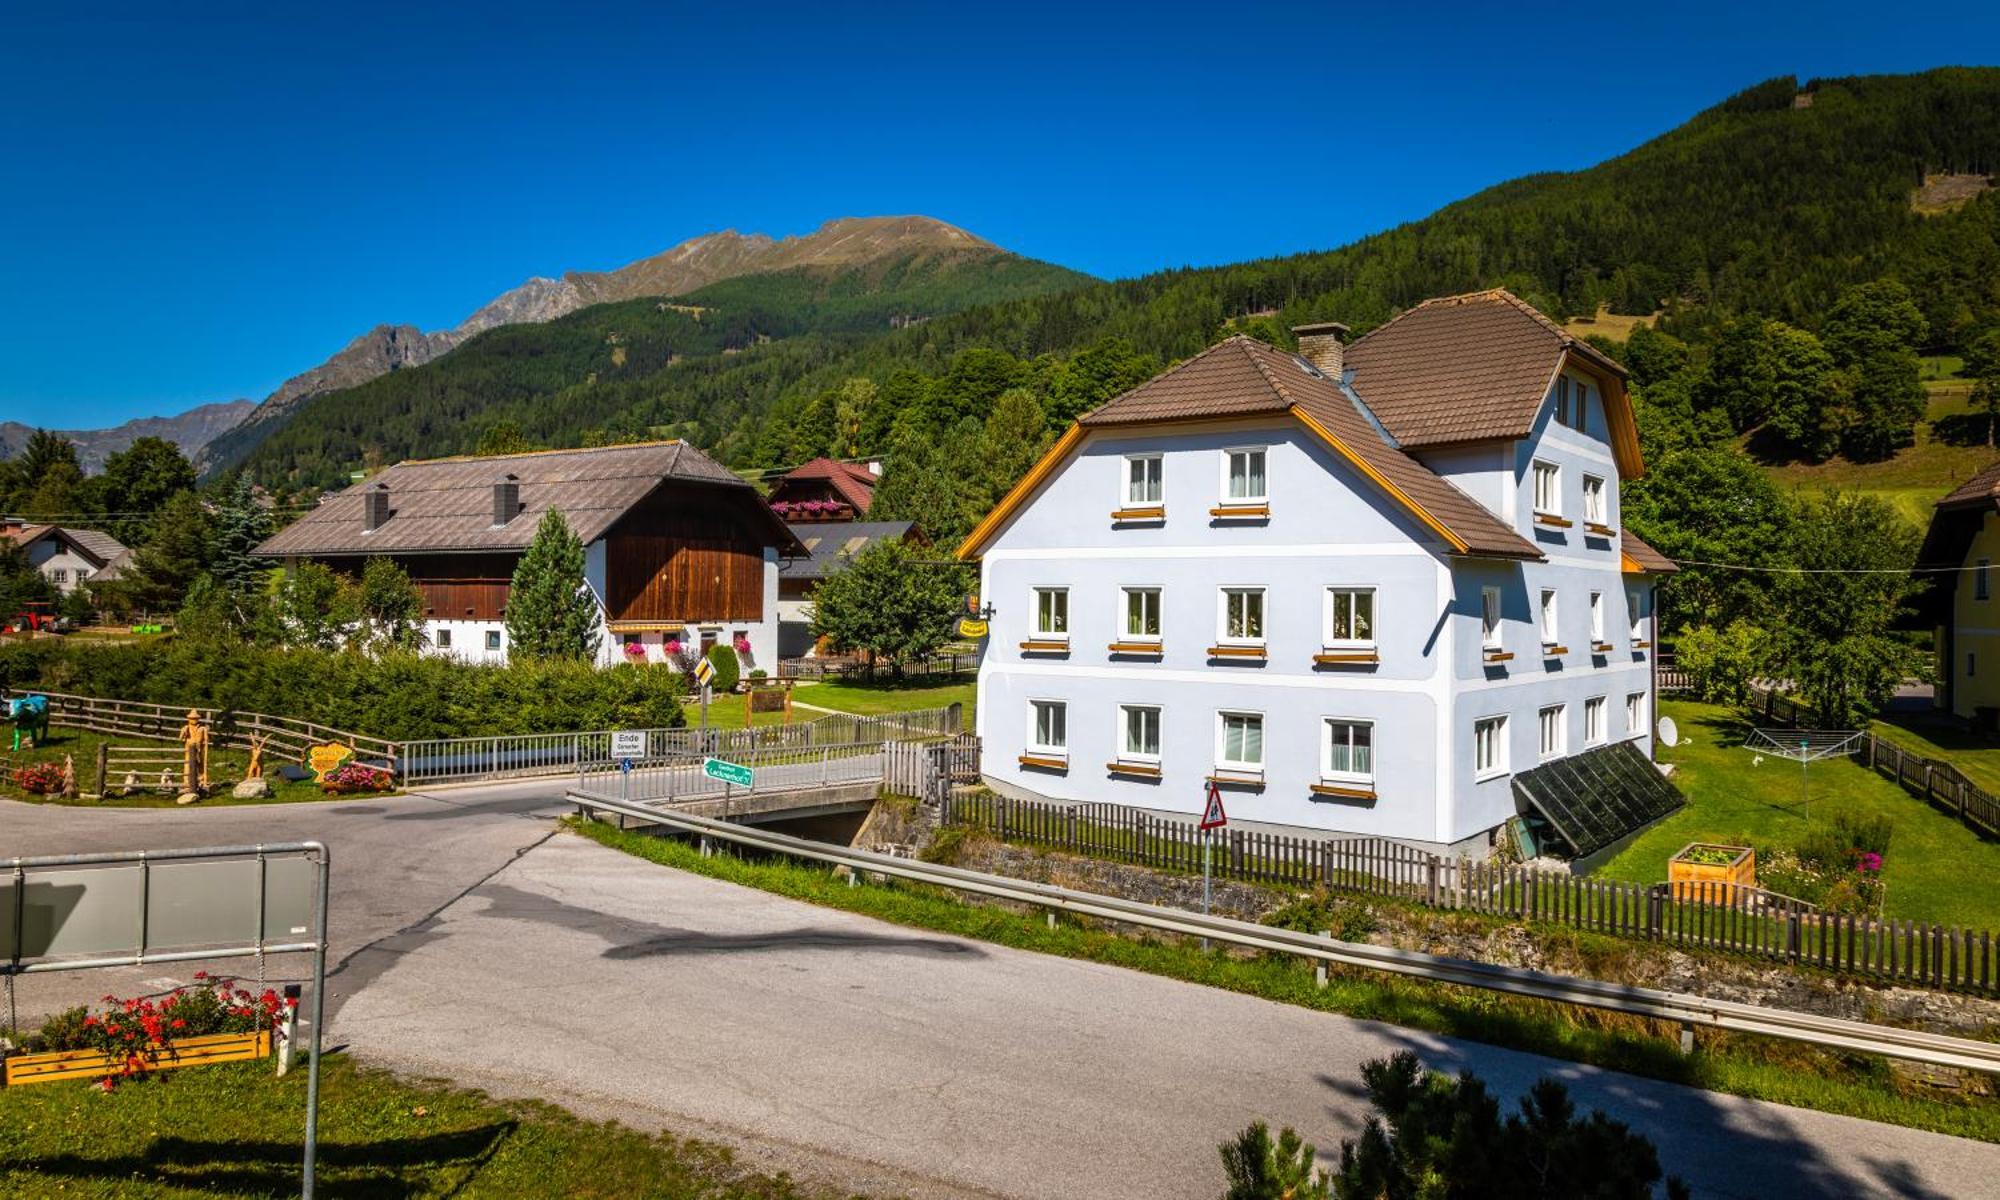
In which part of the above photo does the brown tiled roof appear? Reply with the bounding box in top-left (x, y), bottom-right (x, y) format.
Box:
top-left (5, 524), bottom-right (128, 567)
top-left (777, 457), bottom-right (877, 512)
top-left (258, 441), bottom-right (801, 558)
top-left (1620, 528), bottom-right (1678, 574)
top-left (1077, 336), bottom-right (1540, 560)
top-left (1346, 289), bottom-right (1627, 451)
top-left (1938, 461), bottom-right (2000, 510)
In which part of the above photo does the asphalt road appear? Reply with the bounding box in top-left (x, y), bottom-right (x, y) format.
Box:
top-left (6, 790), bottom-right (1995, 1198)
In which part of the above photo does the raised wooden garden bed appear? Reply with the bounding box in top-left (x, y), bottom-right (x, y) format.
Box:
top-left (3, 1030), bottom-right (271, 1087)
top-left (1668, 842), bottom-right (1755, 903)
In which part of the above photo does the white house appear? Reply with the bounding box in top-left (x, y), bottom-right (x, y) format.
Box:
top-left (957, 290), bottom-right (1678, 856)
top-left (2, 522), bottom-right (129, 594)
top-left (257, 442), bottom-right (804, 669)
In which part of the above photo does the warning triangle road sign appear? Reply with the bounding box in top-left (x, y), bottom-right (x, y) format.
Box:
top-left (1199, 781), bottom-right (1228, 830)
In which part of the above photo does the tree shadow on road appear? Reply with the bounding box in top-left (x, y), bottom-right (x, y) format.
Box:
top-left (1336, 1026), bottom-right (1957, 1199)
top-left (472, 882), bottom-right (987, 961)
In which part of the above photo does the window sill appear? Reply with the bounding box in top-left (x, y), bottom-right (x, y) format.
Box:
top-left (1107, 759), bottom-right (1162, 777)
top-left (1483, 648), bottom-right (1513, 664)
top-left (1474, 769), bottom-right (1510, 784)
top-left (1018, 753), bottom-right (1069, 771)
top-left (1591, 641), bottom-right (1615, 654)
top-left (1207, 644), bottom-right (1268, 660)
top-left (1108, 641), bottom-right (1164, 656)
top-left (1631, 640), bottom-right (1651, 650)
top-left (1110, 506), bottom-right (1166, 522)
top-left (1313, 649), bottom-right (1379, 665)
top-left (1018, 639), bottom-right (1071, 654)
top-left (1209, 503), bottom-right (1271, 519)
top-left (1206, 769), bottom-right (1265, 789)
top-left (1533, 512), bottom-right (1573, 529)
top-left (1584, 521), bottom-right (1615, 537)
top-left (1310, 781), bottom-right (1377, 800)
top-left (1542, 644), bottom-right (1568, 658)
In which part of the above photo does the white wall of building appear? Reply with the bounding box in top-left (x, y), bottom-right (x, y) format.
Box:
top-left (25, 539), bottom-right (100, 594)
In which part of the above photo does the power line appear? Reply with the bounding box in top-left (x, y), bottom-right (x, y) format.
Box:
top-left (1671, 557), bottom-right (1970, 575)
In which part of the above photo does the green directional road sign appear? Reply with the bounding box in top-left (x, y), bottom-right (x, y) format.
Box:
top-left (703, 757), bottom-right (753, 787)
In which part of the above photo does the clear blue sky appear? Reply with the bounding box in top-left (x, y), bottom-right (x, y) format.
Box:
top-left (4, 1), bottom-right (1997, 427)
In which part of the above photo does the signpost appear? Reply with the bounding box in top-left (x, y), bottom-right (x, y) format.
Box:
top-left (693, 657), bottom-right (717, 737)
top-left (609, 730), bottom-right (646, 760)
top-left (1198, 782), bottom-right (1227, 945)
top-left (703, 757), bottom-right (753, 788)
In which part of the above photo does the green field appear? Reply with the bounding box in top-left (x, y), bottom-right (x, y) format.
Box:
top-left (1869, 712), bottom-right (2000, 795)
top-left (1596, 701), bottom-right (2000, 930)
top-left (796, 676), bottom-right (976, 721)
top-left (0, 726), bottom-right (352, 807)
top-left (0, 1056), bottom-right (841, 1198)
top-left (1762, 378), bottom-right (1996, 529)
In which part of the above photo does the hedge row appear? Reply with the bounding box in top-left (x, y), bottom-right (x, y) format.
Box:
top-left (0, 639), bottom-right (686, 742)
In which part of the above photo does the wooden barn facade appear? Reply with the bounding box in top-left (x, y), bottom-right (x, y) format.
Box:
top-left (257, 442), bottom-right (803, 668)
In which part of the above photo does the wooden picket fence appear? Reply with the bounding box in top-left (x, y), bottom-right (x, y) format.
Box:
top-left (1751, 687), bottom-right (2000, 839)
top-left (939, 791), bottom-right (2000, 994)
top-left (884, 733), bottom-right (980, 805)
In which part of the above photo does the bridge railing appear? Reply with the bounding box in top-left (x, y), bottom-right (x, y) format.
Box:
top-left (574, 741), bottom-right (887, 804)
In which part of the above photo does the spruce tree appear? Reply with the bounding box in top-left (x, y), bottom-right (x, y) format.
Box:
top-left (506, 509), bottom-right (601, 662)
top-left (211, 474), bottom-right (272, 599)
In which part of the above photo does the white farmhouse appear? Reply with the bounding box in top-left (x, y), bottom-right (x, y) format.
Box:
top-left (957, 290), bottom-right (1679, 856)
top-left (1, 522), bottom-right (129, 595)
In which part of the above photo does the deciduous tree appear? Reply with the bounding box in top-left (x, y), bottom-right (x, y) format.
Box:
top-left (809, 537), bottom-right (967, 678)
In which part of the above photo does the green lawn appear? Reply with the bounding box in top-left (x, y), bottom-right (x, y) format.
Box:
top-left (1762, 380), bottom-right (1998, 529)
top-left (1870, 712), bottom-right (2000, 795)
top-left (796, 676), bottom-right (976, 721)
top-left (1596, 701), bottom-right (2000, 930)
top-left (0, 1055), bottom-right (844, 1198)
top-left (0, 726), bottom-right (357, 807)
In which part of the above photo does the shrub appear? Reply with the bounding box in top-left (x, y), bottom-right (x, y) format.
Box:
top-left (1221, 1052), bottom-right (1688, 1199)
top-left (1261, 892), bottom-right (1379, 943)
top-left (0, 640), bottom-right (685, 741)
top-left (705, 643), bottom-right (740, 692)
top-left (1674, 621), bottom-right (1765, 705)
top-left (320, 763), bottom-right (393, 794)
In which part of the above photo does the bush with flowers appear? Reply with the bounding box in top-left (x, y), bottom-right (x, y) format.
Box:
top-left (29, 972), bottom-right (291, 1085)
top-left (11, 761), bottom-right (66, 794)
top-left (1756, 812), bottom-right (1892, 916)
top-left (320, 762), bottom-right (393, 794)
top-left (623, 640), bottom-right (650, 662)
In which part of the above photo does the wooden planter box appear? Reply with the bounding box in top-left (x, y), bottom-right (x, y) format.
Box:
top-left (3, 1029), bottom-right (271, 1087)
top-left (1668, 843), bottom-right (1755, 903)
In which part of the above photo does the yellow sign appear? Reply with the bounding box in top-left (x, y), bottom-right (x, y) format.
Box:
top-left (958, 618), bottom-right (990, 639)
top-left (307, 742), bottom-right (354, 781)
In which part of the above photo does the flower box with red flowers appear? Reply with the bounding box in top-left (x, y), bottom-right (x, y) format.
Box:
top-left (319, 762), bottom-right (393, 795)
top-left (10, 762), bottom-right (65, 795)
top-left (3, 974), bottom-right (288, 1087)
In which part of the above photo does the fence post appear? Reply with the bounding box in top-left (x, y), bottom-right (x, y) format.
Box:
top-left (1787, 910), bottom-right (1801, 964)
top-left (1647, 886), bottom-right (1663, 941)
top-left (1426, 855), bottom-right (1440, 908)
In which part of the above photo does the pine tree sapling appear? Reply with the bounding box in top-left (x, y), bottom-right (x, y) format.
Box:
top-left (506, 509), bottom-right (602, 662)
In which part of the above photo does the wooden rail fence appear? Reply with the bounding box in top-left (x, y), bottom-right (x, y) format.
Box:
top-left (940, 791), bottom-right (2000, 994)
top-left (8, 688), bottom-right (399, 771)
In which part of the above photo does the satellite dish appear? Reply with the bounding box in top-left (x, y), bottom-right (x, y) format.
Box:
top-left (1657, 716), bottom-right (1679, 748)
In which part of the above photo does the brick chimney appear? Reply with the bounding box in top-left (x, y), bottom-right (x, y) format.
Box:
top-left (1292, 321), bottom-right (1351, 379)
top-left (363, 483), bottom-right (390, 532)
top-left (492, 474), bottom-right (520, 527)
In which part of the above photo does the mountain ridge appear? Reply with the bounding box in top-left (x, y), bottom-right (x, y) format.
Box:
top-left (196, 216), bottom-right (1031, 472)
top-left (0, 399), bottom-right (256, 475)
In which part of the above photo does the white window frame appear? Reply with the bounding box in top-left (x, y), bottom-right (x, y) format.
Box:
top-left (485, 630), bottom-right (503, 652)
top-left (1481, 586), bottom-right (1503, 649)
top-left (1532, 460), bottom-right (1561, 516)
top-left (1033, 587), bottom-right (1070, 640)
top-left (1539, 588), bottom-right (1559, 645)
top-left (1221, 446), bottom-right (1268, 504)
top-left (1028, 698), bottom-right (1069, 757)
top-left (1590, 591), bottom-right (1605, 642)
top-left (1474, 715), bottom-right (1508, 779)
top-left (1118, 703), bottom-right (1161, 763)
top-left (1216, 709), bottom-right (1266, 773)
top-left (1628, 589), bottom-right (1644, 641)
top-left (1554, 376), bottom-right (1571, 428)
top-left (1585, 696), bottom-right (1606, 745)
top-left (1568, 377), bottom-right (1589, 429)
top-left (1627, 691), bottom-right (1647, 736)
top-left (436, 628), bottom-right (453, 650)
top-left (1121, 586), bottom-right (1162, 642)
top-left (1218, 586), bottom-right (1266, 645)
top-left (1583, 474), bottom-right (1606, 524)
top-left (49, 569), bottom-right (67, 585)
top-left (1979, 558), bottom-right (1991, 602)
top-left (1124, 454), bottom-right (1163, 506)
top-left (1321, 717), bottom-right (1374, 785)
top-left (1539, 704), bottom-right (1566, 760)
top-left (1323, 586), bottom-right (1377, 649)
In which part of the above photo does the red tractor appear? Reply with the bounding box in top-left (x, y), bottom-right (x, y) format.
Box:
top-left (3, 602), bottom-right (57, 634)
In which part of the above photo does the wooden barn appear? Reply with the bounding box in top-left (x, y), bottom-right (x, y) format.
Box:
top-left (256, 442), bottom-right (804, 668)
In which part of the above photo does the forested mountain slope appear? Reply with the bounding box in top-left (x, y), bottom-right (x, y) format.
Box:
top-left (239, 69), bottom-right (2000, 498)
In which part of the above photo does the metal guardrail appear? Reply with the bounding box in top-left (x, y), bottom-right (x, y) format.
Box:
top-left (575, 742), bottom-right (886, 804)
top-left (564, 793), bottom-right (2000, 1076)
